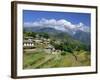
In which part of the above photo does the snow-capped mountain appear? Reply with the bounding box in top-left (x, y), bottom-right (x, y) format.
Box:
top-left (24, 18), bottom-right (90, 44)
top-left (24, 18), bottom-right (90, 35)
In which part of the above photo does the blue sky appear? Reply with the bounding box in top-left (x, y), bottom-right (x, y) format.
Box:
top-left (23, 10), bottom-right (91, 27)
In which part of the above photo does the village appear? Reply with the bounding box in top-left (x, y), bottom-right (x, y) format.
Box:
top-left (23, 32), bottom-right (90, 69)
top-left (23, 34), bottom-right (61, 54)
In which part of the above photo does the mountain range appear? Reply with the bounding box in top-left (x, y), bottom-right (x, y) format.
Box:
top-left (24, 26), bottom-right (90, 45)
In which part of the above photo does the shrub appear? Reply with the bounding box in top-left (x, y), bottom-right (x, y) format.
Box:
top-left (61, 51), bottom-right (66, 56)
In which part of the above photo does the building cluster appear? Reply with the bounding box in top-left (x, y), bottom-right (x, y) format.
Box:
top-left (23, 35), bottom-right (61, 54)
top-left (23, 35), bottom-right (53, 49)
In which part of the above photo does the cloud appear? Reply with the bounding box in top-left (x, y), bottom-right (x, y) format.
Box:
top-left (24, 18), bottom-right (90, 32)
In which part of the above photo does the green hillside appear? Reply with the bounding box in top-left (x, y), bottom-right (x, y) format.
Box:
top-left (23, 31), bottom-right (90, 69)
top-left (23, 49), bottom-right (90, 69)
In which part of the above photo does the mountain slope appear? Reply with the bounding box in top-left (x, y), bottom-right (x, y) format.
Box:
top-left (24, 26), bottom-right (90, 45)
top-left (73, 30), bottom-right (90, 45)
top-left (24, 26), bottom-right (90, 51)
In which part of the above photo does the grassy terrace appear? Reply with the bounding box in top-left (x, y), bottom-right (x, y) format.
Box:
top-left (23, 49), bottom-right (90, 69)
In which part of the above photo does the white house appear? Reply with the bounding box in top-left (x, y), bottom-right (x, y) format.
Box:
top-left (23, 37), bottom-right (35, 48)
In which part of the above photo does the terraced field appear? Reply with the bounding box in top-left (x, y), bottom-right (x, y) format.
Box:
top-left (23, 49), bottom-right (90, 69)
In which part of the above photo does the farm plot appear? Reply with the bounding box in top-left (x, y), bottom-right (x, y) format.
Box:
top-left (23, 49), bottom-right (90, 69)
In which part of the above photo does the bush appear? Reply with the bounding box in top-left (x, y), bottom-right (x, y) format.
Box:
top-left (61, 51), bottom-right (66, 56)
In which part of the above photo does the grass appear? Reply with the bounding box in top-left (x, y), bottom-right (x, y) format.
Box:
top-left (23, 49), bottom-right (90, 69)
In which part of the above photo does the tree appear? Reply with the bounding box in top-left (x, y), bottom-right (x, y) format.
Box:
top-left (43, 33), bottom-right (49, 39)
top-left (31, 32), bottom-right (37, 38)
top-left (61, 51), bottom-right (66, 56)
top-left (24, 32), bottom-right (37, 38)
top-left (38, 33), bottom-right (50, 39)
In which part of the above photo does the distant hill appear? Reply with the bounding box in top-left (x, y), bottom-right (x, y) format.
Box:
top-left (73, 30), bottom-right (90, 45)
top-left (24, 26), bottom-right (90, 45)
top-left (24, 26), bottom-right (90, 51)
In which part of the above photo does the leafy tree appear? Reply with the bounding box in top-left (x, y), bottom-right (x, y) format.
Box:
top-left (24, 32), bottom-right (37, 38)
top-left (61, 51), bottom-right (66, 56)
top-left (43, 33), bottom-right (49, 39)
top-left (38, 33), bottom-right (50, 39)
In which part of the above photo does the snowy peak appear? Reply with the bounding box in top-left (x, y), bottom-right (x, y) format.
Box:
top-left (24, 18), bottom-right (90, 35)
